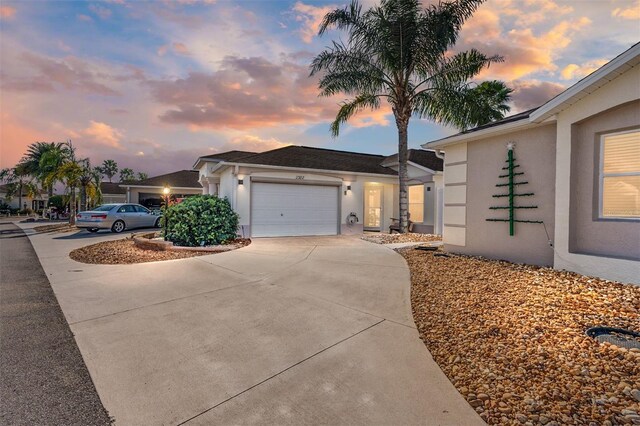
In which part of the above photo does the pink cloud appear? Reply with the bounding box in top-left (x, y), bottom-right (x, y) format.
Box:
top-left (1, 52), bottom-right (119, 96)
top-left (561, 59), bottom-right (609, 80)
top-left (459, 4), bottom-right (592, 81)
top-left (509, 80), bottom-right (566, 111)
top-left (82, 121), bottom-right (124, 148)
top-left (216, 134), bottom-right (289, 153)
top-left (77, 14), bottom-right (93, 22)
top-left (0, 5), bottom-right (16, 19)
top-left (291, 2), bottom-right (336, 44)
top-left (612, 0), bottom-right (640, 20)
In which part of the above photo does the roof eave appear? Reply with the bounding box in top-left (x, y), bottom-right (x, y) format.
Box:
top-left (212, 161), bottom-right (397, 178)
top-left (423, 118), bottom-right (537, 149)
top-left (530, 43), bottom-right (640, 123)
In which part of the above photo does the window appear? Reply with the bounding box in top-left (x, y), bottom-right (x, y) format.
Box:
top-left (118, 205), bottom-right (136, 213)
top-left (134, 205), bottom-right (150, 214)
top-left (600, 130), bottom-right (640, 219)
top-left (408, 185), bottom-right (424, 223)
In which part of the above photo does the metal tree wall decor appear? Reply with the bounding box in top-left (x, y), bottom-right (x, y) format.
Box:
top-left (487, 142), bottom-right (542, 236)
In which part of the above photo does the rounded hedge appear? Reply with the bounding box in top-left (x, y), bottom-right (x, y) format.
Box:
top-left (163, 195), bottom-right (239, 247)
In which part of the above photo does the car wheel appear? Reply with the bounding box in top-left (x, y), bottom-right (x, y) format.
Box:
top-left (88, 228), bottom-right (99, 233)
top-left (154, 217), bottom-right (161, 228)
top-left (111, 220), bottom-right (125, 233)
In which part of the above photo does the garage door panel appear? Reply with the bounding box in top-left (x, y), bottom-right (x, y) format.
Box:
top-left (251, 183), bottom-right (339, 237)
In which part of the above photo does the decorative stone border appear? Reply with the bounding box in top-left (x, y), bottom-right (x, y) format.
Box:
top-left (132, 232), bottom-right (248, 252)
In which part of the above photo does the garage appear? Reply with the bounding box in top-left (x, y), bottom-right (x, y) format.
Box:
top-left (251, 182), bottom-right (339, 237)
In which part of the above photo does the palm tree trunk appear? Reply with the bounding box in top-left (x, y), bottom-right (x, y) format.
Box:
top-left (18, 181), bottom-right (23, 212)
top-left (397, 119), bottom-right (410, 234)
top-left (80, 185), bottom-right (87, 212)
top-left (69, 186), bottom-right (77, 225)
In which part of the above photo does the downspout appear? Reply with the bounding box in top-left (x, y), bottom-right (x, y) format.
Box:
top-left (434, 149), bottom-right (445, 160)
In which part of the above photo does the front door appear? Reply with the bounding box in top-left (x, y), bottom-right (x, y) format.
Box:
top-left (364, 186), bottom-right (383, 231)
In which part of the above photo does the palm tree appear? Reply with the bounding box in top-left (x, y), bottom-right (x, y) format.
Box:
top-left (42, 141), bottom-right (82, 224)
top-left (98, 159), bottom-right (118, 183)
top-left (136, 172), bottom-right (148, 180)
top-left (90, 167), bottom-right (103, 208)
top-left (18, 142), bottom-right (66, 196)
top-left (0, 165), bottom-right (38, 211)
top-left (119, 168), bottom-right (135, 182)
top-left (311, 0), bottom-right (512, 232)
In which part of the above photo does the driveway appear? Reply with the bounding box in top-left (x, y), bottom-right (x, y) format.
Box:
top-left (21, 224), bottom-right (482, 426)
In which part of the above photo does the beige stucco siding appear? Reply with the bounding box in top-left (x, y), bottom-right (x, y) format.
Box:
top-left (569, 100), bottom-right (640, 260)
top-left (555, 65), bottom-right (640, 284)
top-left (448, 124), bottom-right (557, 266)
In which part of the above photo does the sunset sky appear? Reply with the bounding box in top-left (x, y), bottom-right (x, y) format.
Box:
top-left (1, 0), bottom-right (639, 176)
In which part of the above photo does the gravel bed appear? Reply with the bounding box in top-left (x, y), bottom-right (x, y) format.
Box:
top-left (33, 223), bottom-right (78, 233)
top-left (401, 248), bottom-right (640, 426)
top-left (361, 233), bottom-right (442, 244)
top-left (70, 238), bottom-right (250, 264)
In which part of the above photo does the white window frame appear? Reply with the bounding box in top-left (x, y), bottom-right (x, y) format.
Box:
top-left (598, 128), bottom-right (640, 220)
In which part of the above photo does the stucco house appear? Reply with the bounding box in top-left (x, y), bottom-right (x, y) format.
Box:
top-left (0, 184), bottom-right (48, 211)
top-left (120, 170), bottom-right (203, 208)
top-left (424, 43), bottom-right (640, 285)
top-left (194, 145), bottom-right (444, 237)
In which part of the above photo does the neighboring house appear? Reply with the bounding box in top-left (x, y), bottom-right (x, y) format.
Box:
top-left (194, 145), bottom-right (443, 238)
top-left (0, 184), bottom-right (48, 211)
top-left (100, 182), bottom-right (127, 204)
top-left (424, 43), bottom-right (640, 285)
top-left (120, 170), bottom-right (202, 208)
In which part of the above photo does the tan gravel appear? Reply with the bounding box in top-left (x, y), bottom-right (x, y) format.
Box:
top-left (34, 223), bottom-right (78, 233)
top-left (401, 248), bottom-right (640, 426)
top-left (70, 238), bottom-right (250, 264)
top-left (361, 233), bottom-right (442, 244)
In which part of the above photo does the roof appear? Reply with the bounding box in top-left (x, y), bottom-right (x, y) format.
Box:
top-left (199, 150), bottom-right (257, 162)
top-left (230, 145), bottom-right (397, 175)
top-left (100, 182), bottom-right (127, 195)
top-left (122, 170), bottom-right (201, 188)
top-left (530, 42), bottom-right (640, 123)
top-left (382, 149), bottom-right (443, 172)
top-left (424, 42), bottom-right (640, 148)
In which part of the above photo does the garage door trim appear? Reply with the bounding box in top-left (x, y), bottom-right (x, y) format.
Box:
top-left (250, 176), bottom-right (342, 187)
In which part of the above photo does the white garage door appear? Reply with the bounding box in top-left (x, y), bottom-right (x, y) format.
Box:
top-left (251, 182), bottom-right (339, 237)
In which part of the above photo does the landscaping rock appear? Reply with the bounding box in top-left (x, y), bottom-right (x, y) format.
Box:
top-left (401, 249), bottom-right (640, 426)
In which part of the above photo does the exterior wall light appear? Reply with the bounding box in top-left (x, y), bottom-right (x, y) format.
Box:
top-left (347, 185), bottom-right (352, 191)
top-left (238, 179), bottom-right (244, 185)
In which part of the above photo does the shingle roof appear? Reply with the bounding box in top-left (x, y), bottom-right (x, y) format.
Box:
top-left (234, 146), bottom-right (397, 175)
top-left (100, 182), bottom-right (127, 195)
top-left (382, 149), bottom-right (443, 172)
top-left (200, 150), bottom-right (257, 162)
top-left (435, 108), bottom-right (538, 143)
top-left (125, 170), bottom-right (201, 188)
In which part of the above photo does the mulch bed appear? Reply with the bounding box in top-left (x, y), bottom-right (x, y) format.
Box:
top-left (34, 223), bottom-right (78, 233)
top-left (400, 248), bottom-right (640, 426)
top-left (70, 238), bottom-right (251, 264)
top-left (361, 233), bottom-right (442, 244)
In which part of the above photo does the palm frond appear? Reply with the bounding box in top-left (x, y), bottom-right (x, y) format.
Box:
top-left (330, 94), bottom-right (381, 137)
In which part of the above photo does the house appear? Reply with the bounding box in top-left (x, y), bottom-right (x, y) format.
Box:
top-left (0, 184), bottom-right (48, 212)
top-left (120, 170), bottom-right (203, 208)
top-left (194, 145), bottom-right (443, 238)
top-left (424, 43), bottom-right (640, 285)
top-left (100, 182), bottom-right (127, 204)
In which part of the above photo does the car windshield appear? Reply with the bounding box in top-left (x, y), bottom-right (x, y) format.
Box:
top-left (93, 204), bottom-right (118, 212)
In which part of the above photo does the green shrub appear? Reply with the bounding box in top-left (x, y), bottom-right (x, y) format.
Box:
top-left (48, 195), bottom-right (65, 210)
top-left (163, 195), bottom-right (239, 247)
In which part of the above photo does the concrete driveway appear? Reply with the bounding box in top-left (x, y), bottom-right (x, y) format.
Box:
top-left (21, 224), bottom-right (482, 426)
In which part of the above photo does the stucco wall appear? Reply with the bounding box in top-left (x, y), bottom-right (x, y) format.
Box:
top-left (569, 100), bottom-right (640, 260)
top-left (445, 124), bottom-right (557, 266)
top-left (554, 65), bottom-right (640, 284)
